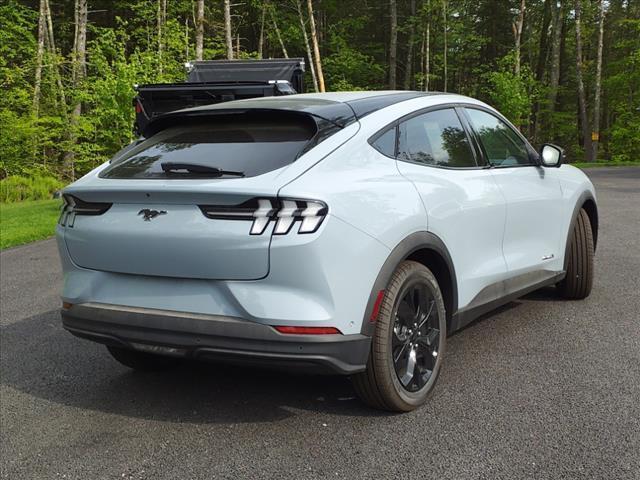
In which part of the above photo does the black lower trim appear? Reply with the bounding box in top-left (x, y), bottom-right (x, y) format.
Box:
top-left (451, 271), bottom-right (565, 331)
top-left (61, 303), bottom-right (370, 375)
top-left (361, 231), bottom-right (458, 336)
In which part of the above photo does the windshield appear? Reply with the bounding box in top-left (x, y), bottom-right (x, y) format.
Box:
top-left (100, 112), bottom-right (317, 179)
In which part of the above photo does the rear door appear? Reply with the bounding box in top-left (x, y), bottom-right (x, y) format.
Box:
top-left (391, 107), bottom-right (509, 310)
top-left (463, 107), bottom-right (564, 275)
top-left (61, 111), bottom-right (318, 280)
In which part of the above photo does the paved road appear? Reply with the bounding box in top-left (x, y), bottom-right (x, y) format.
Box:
top-left (1, 168), bottom-right (639, 479)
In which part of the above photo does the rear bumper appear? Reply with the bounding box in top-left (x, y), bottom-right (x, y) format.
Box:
top-left (61, 303), bottom-right (371, 375)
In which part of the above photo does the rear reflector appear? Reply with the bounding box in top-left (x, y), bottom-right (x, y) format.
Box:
top-left (274, 326), bottom-right (341, 335)
top-left (370, 290), bottom-right (385, 322)
top-left (62, 302), bottom-right (73, 310)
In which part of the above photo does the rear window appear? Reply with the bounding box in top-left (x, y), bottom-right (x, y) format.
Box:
top-left (101, 112), bottom-right (317, 179)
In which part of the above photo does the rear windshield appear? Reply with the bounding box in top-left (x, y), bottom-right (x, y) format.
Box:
top-left (100, 112), bottom-right (317, 179)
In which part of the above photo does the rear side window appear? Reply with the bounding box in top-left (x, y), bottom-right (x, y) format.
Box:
top-left (465, 108), bottom-right (530, 166)
top-left (101, 113), bottom-right (317, 179)
top-left (370, 127), bottom-right (396, 157)
top-left (397, 109), bottom-right (476, 167)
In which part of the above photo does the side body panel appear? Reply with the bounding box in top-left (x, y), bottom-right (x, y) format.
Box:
top-left (396, 164), bottom-right (508, 310)
top-left (489, 167), bottom-right (565, 274)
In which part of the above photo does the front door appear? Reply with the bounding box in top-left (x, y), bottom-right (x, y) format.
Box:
top-left (463, 107), bottom-right (564, 276)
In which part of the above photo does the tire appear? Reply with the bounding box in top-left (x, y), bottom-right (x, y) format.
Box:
top-left (353, 261), bottom-right (447, 412)
top-left (557, 208), bottom-right (594, 300)
top-left (106, 345), bottom-right (180, 372)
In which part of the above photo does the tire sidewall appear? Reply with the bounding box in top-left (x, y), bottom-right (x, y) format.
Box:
top-left (376, 262), bottom-right (447, 410)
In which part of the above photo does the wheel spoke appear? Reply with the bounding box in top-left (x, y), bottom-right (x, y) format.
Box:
top-left (417, 300), bottom-right (435, 330)
top-left (394, 342), bottom-right (409, 364)
top-left (399, 349), bottom-right (417, 386)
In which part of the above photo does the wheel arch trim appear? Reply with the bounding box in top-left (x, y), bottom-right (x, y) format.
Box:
top-left (360, 231), bottom-right (458, 336)
top-left (564, 190), bottom-right (598, 272)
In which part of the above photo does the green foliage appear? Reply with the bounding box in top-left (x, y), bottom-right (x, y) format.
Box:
top-left (0, 175), bottom-right (64, 203)
top-left (484, 54), bottom-right (539, 127)
top-left (605, 19), bottom-right (640, 163)
top-left (0, 199), bottom-right (61, 249)
top-left (0, 0), bottom-right (638, 197)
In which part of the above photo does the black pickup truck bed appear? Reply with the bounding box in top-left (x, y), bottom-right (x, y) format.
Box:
top-left (133, 58), bottom-right (305, 134)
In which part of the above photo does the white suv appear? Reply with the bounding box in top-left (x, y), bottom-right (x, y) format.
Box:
top-left (57, 92), bottom-right (597, 411)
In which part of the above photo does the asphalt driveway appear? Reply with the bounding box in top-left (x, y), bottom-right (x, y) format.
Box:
top-left (1, 167), bottom-right (639, 479)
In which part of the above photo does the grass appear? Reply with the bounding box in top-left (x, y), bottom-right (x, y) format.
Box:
top-left (570, 160), bottom-right (640, 168)
top-left (0, 200), bottom-right (62, 250)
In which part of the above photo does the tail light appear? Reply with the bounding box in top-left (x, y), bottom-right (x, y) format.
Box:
top-left (199, 198), bottom-right (328, 236)
top-left (59, 194), bottom-right (112, 227)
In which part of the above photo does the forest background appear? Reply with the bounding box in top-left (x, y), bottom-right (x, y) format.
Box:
top-left (0, 0), bottom-right (638, 202)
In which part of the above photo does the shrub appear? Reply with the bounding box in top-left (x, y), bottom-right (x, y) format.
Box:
top-left (0, 175), bottom-right (65, 203)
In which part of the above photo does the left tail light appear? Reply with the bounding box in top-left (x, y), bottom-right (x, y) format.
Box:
top-left (59, 194), bottom-right (112, 227)
top-left (199, 198), bottom-right (328, 236)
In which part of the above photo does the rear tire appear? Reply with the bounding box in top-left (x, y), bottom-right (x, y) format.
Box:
top-left (557, 208), bottom-right (594, 300)
top-left (353, 261), bottom-right (446, 412)
top-left (107, 346), bottom-right (180, 372)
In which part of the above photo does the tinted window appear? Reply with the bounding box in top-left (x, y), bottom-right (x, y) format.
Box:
top-left (397, 109), bottom-right (476, 167)
top-left (371, 127), bottom-right (396, 157)
top-left (465, 109), bottom-right (530, 166)
top-left (101, 113), bottom-right (316, 179)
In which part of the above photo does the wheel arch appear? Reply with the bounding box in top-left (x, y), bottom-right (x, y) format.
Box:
top-left (581, 197), bottom-right (598, 252)
top-left (361, 231), bottom-right (458, 336)
top-left (564, 191), bottom-right (599, 272)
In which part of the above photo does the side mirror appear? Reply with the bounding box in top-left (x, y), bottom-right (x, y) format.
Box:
top-left (540, 143), bottom-right (564, 168)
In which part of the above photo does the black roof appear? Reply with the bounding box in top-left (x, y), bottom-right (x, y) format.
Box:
top-left (143, 91), bottom-right (443, 137)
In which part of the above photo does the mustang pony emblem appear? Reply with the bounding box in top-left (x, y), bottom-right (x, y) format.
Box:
top-left (138, 209), bottom-right (167, 221)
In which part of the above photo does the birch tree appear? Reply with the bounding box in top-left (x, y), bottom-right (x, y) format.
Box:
top-left (257, 2), bottom-right (266, 59)
top-left (224, 0), bottom-right (233, 59)
top-left (307, 0), bottom-right (325, 92)
top-left (591, 0), bottom-right (605, 161)
top-left (195, 0), bottom-right (204, 61)
top-left (33, 0), bottom-right (46, 115)
top-left (64, 0), bottom-right (88, 180)
top-left (270, 5), bottom-right (289, 58)
top-left (296, 0), bottom-right (318, 92)
top-left (513, 0), bottom-right (525, 76)
top-left (442, 0), bottom-right (447, 92)
top-left (574, 0), bottom-right (592, 161)
top-left (403, 0), bottom-right (417, 90)
top-left (389, 0), bottom-right (398, 88)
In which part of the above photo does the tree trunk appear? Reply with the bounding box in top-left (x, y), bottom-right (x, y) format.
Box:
top-left (270, 6), bottom-right (289, 58)
top-left (535, 0), bottom-right (553, 81)
top-left (157, 0), bottom-right (166, 75)
top-left (257, 2), bottom-right (266, 59)
top-left (43, 0), bottom-right (67, 111)
top-left (425, 0), bottom-right (430, 91)
top-left (389, 0), bottom-right (398, 88)
top-left (224, 0), bottom-right (233, 59)
top-left (403, 0), bottom-right (417, 89)
top-left (442, 0), bottom-right (447, 92)
top-left (195, 0), bottom-right (204, 61)
top-left (591, 0), bottom-right (605, 161)
top-left (296, 0), bottom-right (318, 92)
top-left (306, 0), bottom-right (325, 92)
top-left (512, 0), bottom-right (525, 76)
top-left (575, 0), bottom-right (592, 161)
top-left (33, 0), bottom-right (46, 116)
top-left (64, 0), bottom-right (88, 181)
top-left (547, 0), bottom-right (563, 113)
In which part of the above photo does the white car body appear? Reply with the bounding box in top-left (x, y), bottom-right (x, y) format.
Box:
top-left (57, 91), bottom-right (598, 381)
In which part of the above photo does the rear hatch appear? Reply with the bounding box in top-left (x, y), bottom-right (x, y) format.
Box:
top-left (61, 110), bottom-right (326, 280)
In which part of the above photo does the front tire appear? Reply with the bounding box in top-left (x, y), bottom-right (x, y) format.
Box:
top-left (353, 261), bottom-right (446, 412)
top-left (107, 346), bottom-right (180, 372)
top-left (557, 208), bottom-right (594, 299)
